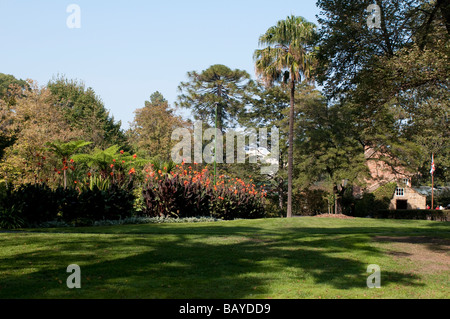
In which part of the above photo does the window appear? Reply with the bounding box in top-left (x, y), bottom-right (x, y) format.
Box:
top-left (402, 178), bottom-right (410, 187)
top-left (395, 188), bottom-right (405, 196)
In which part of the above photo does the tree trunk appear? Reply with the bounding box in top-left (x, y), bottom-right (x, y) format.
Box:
top-left (278, 179), bottom-right (284, 211)
top-left (287, 80), bottom-right (295, 218)
top-left (63, 169), bottom-right (67, 190)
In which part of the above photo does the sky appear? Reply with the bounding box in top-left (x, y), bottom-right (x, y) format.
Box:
top-left (0, 0), bottom-right (321, 130)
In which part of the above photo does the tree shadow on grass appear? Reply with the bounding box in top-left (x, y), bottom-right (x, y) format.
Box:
top-left (0, 223), bottom-right (430, 299)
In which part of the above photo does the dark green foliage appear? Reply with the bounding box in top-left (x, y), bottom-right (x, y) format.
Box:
top-left (65, 185), bottom-right (135, 225)
top-left (355, 182), bottom-right (397, 217)
top-left (427, 188), bottom-right (450, 207)
top-left (0, 184), bottom-right (135, 228)
top-left (47, 76), bottom-right (128, 150)
top-left (374, 209), bottom-right (449, 221)
top-left (0, 206), bottom-right (25, 229)
top-left (293, 189), bottom-right (328, 216)
top-left (9, 184), bottom-right (62, 225)
top-left (176, 64), bottom-right (251, 133)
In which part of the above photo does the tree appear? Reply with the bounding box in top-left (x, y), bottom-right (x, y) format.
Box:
top-left (47, 76), bottom-right (127, 150)
top-left (128, 91), bottom-right (186, 161)
top-left (238, 83), bottom-right (289, 214)
top-left (0, 81), bottom-right (83, 187)
top-left (0, 74), bottom-right (30, 160)
top-left (0, 73), bottom-right (29, 106)
top-left (176, 64), bottom-right (251, 134)
top-left (294, 91), bottom-right (369, 214)
top-left (316, 0), bottom-right (449, 185)
top-left (254, 15), bottom-right (317, 217)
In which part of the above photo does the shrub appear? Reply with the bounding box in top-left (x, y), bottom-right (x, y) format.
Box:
top-left (8, 184), bottom-right (61, 225)
top-left (64, 185), bottom-right (136, 225)
top-left (355, 182), bottom-right (397, 217)
top-left (374, 209), bottom-right (449, 221)
top-left (0, 205), bottom-right (25, 229)
top-left (4, 183), bottom-right (136, 227)
top-left (142, 163), bottom-right (266, 220)
top-left (293, 189), bottom-right (328, 216)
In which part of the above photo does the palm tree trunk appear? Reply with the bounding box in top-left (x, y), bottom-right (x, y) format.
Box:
top-left (287, 80), bottom-right (295, 218)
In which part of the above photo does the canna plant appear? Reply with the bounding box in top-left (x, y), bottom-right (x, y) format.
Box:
top-left (142, 162), bottom-right (267, 219)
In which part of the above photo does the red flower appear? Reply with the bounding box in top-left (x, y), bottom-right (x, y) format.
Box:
top-left (110, 164), bottom-right (114, 168)
top-left (128, 168), bottom-right (136, 175)
top-left (120, 150), bottom-right (124, 154)
top-left (133, 154), bottom-right (137, 159)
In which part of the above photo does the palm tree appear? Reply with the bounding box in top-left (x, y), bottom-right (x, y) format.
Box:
top-left (254, 15), bottom-right (317, 218)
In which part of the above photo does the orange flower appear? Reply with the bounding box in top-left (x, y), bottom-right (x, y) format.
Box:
top-left (133, 154), bottom-right (137, 159)
top-left (129, 168), bottom-right (136, 175)
top-left (110, 164), bottom-right (114, 168)
top-left (120, 150), bottom-right (124, 154)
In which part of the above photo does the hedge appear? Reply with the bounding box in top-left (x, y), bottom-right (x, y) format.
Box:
top-left (374, 209), bottom-right (449, 221)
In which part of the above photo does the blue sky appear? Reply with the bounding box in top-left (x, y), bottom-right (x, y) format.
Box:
top-left (0, 0), bottom-right (320, 130)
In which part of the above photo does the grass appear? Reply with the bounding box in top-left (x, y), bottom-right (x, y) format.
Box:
top-left (0, 217), bottom-right (449, 299)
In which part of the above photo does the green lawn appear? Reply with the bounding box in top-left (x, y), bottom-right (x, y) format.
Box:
top-left (0, 217), bottom-right (449, 299)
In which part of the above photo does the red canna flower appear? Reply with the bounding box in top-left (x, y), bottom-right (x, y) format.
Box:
top-left (133, 154), bottom-right (137, 159)
top-left (120, 150), bottom-right (124, 154)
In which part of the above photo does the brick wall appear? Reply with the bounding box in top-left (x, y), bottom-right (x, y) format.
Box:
top-left (389, 186), bottom-right (427, 210)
